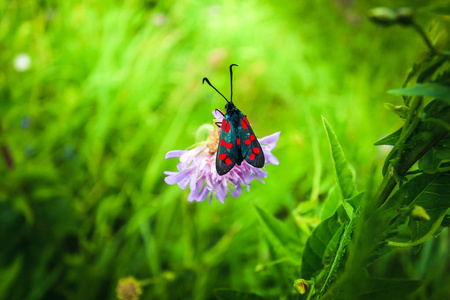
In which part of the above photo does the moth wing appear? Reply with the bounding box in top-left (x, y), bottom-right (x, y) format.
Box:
top-left (239, 115), bottom-right (265, 168)
top-left (216, 118), bottom-right (239, 175)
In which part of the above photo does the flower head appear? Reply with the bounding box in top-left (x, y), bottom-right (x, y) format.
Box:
top-left (116, 277), bottom-right (142, 300)
top-left (164, 110), bottom-right (280, 204)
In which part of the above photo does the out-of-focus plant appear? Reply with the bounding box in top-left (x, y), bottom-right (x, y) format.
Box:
top-left (224, 6), bottom-right (450, 300)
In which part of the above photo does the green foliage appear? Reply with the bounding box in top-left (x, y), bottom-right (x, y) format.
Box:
top-left (214, 289), bottom-right (264, 300)
top-left (322, 117), bottom-right (357, 217)
top-left (254, 204), bottom-right (302, 264)
top-left (301, 206), bottom-right (347, 279)
top-left (389, 83), bottom-right (450, 102)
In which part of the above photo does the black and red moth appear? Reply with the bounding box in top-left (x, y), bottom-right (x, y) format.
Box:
top-left (203, 64), bottom-right (265, 176)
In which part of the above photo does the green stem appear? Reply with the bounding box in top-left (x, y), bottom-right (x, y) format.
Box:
top-left (411, 22), bottom-right (450, 57)
top-left (376, 108), bottom-right (450, 207)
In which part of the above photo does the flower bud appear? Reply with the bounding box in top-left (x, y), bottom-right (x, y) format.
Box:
top-left (293, 278), bottom-right (309, 295)
top-left (396, 7), bottom-right (414, 26)
top-left (254, 264), bottom-right (266, 272)
top-left (369, 7), bottom-right (398, 26)
top-left (384, 103), bottom-right (409, 119)
top-left (411, 206), bottom-right (430, 221)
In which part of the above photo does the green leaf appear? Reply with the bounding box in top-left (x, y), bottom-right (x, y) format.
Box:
top-left (328, 277), bottom-right (422, 300)
top-left (380, 100), bottom-right (450, 176)
top-left (318, 207), bottom-right (360, 298)
top-left (322, 117), bottom-right (358, 216)
top-left (426, 4), bottom-right (450, 16)
top-left (379, 173), bottom-right (450, 247)
top-left (408, 173), bottom-right (450, 242)
top-left (253, 204), bottom-right (302, 263)
top-left (320, 186), bottom-right (340, 221)
top-left (441, 213), bottom-right (450, 228)
top-left (214, 289), bottom-right (264, 300)
top-left (374, 128), bottom-right (401, 146)
top-left (389, 83), bottom-right (450, 102)
top-left (0, 255), bottom-right (23, 298)
top-left (418, 137), bottom-right (450, 174)
top-left (346, 192), bottom-right (364, 210)
top-left (301, 206), bottom-right (348, 279)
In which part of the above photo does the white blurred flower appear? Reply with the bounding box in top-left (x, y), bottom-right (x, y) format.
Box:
top-left (152, 13), bottom-right (167, 26)
top-left (13, 53), bottom-right (32, 72)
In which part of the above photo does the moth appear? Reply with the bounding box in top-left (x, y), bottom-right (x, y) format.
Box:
top-left (203, 64), bottom-right (265, 175)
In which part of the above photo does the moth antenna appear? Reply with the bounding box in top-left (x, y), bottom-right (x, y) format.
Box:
top-left (202, 77), bottom-right (229, 103)
top-left (229, 64), bottom-right (238, 102)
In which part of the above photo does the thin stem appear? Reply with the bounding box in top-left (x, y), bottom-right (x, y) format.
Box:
top-left (411, 21), bottom-right (450, 57)
top-left (376, 109), bottom-right (450, 207)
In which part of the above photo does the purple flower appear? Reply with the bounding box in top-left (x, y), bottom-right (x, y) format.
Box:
top-left (164, 110), bottom-right (280, 204)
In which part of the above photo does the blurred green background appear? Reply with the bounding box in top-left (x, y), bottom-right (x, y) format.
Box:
top-left (1, 0), bottom-right (447, 299)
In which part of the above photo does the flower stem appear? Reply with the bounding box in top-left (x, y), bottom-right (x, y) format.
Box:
top-left (376, 107), bottom-right (450, 207)
top-left (411, 21), bottom-right (450, 57)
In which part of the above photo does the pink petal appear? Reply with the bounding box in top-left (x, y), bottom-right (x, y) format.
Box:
top-left (259, 132), bottom-right (280, 149)
top-left (165, 150), bottom-right (187, 159)
top-left (212, 110), bottom-right (224, 121)
top-left (180, 145), bottom-right (206, 163)
top-left (264, 152), bottom-right (279, 165)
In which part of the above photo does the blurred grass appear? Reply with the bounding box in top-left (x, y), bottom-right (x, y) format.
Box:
top-left (0, 0), bottom-right (443, 299)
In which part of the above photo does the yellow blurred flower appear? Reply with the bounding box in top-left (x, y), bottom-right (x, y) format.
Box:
top-left (116, 277), bottom-right (142, 300)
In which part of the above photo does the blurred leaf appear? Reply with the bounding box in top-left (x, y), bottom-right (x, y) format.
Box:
top-left (301, 206), bottom-right (348, 279)
top-left (441, 214), bottom-right (450, 228)
top-left (389, 83), bottom-right (450, 102)
top-left (254, 204), bottom-right (302, 263)
top-left (214, 289), bottom-right (264, 300)
top-left (374, 128), bottom-right (401, 146)
top-left (322, 117), bottom-right (357, 217)
top-left (426, 4), bottom-right (450, 16)
top-left (418, 137), bottom-right (450, 173)
top-left (327, 277), bottom-right (422, 300)
top-left (0, 255), bottom-right (22, 298)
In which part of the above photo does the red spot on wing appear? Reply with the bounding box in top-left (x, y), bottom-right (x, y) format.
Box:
top-left (222, 120), bottom-right (227, 131)
top-left (225, 158), bottom-right (232, 165)
top-left (245, 139), bottom-right (251, 145)
top-left (241, 118), bottom-right (248, 130)
top-left (250, 153), bottom-right (255, 160)
top-left (253, 147), bottom-right (260, 154)
top-left (250, 134), bottom-right (255, 141)
top-left (237, 138), bottom-right (240, 145)
top-left (244, 116), bottom-right (249, 125)
top-left (225, 120), bottom-right (231, 133)
top-left (219, 153), bottom-right (226, 160)
top-left (226, 142), bottom-right (233, 149)
top-left (220, 139), bottom-right (226, 146)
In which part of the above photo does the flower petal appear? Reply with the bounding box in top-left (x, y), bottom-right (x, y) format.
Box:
top-left (180, 145), bottom-right (206, 163)
top-left (212, 110), bottom-right (224, 121)
top-left (263, 151), bottom-right (279, 165)
top-left (165, 150), bottom-right (187, 159)
top-left (229, 184), bottom-right (242, 198)
top-left (259, 132), bottom-right (280, 149)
